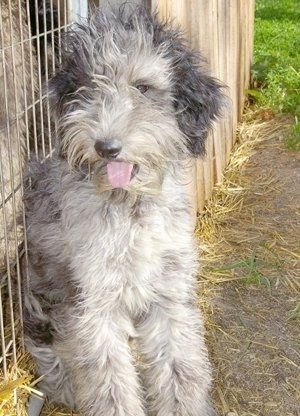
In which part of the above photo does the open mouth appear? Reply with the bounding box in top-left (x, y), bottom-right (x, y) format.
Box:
top-left (106, 161), bottom-right (139, 188)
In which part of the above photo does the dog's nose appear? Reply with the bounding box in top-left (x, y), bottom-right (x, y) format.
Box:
top-left (94, 139), bottom-right (122, 159)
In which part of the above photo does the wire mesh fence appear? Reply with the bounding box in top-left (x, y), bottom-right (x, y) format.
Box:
top-left (0, 0), bottom-right (75, 405)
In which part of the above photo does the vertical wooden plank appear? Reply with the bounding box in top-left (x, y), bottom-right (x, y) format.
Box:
top-left (196, 160), bottom-right (205, 212)
top-left (237, 0), bottom-right (245, 119)
top-left (225, 0), bottom-right (238, 164)
top-left (213, 0), bottom-right (226, 183)
top-left (237, 0), bottom-right (255, 120)
top-left (243, 0), bottom-right (255, 110)
top-left (158, 0), bottom-right (188, 30)
top-left (203, 131), bottom-right (214, 202)
top-left (194, 0), bottom-right (220, 209)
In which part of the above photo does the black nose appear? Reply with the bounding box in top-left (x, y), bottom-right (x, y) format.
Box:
top-left (94, 139), bottom-right (122, 159)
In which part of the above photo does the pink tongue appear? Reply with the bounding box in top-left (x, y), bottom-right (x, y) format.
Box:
top-left (107, 162), bottom-right (134, 188)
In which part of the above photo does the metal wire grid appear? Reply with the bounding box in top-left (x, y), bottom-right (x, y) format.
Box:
top-left (0, 0), bottom-right (89, 386)
top-left (0, 0), bottom-right (33, 381)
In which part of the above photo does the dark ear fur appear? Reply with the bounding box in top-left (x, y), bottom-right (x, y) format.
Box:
top-left (47, 29), bottom-right (94, 119)
top-left (153, 20), bottom-right (226, 157)
top-left (173, 55), bottom-right (225, 156)
top-left (47, 71), bottom-right (78, 118)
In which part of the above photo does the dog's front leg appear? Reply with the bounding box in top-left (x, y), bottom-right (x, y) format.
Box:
top-left (137, 299), bottom-right (214, 416)
top-left (68, 310), bottom-right (145, 416)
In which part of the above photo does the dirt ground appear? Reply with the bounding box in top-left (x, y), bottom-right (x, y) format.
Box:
top-left (198, 115), bottom-right (300, 416)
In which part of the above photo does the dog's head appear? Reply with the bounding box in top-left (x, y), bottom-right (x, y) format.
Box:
top-left (48, 5), bottom-right (226, 194)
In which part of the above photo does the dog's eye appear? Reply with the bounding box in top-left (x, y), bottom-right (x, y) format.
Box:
top-left (136, 84), bottom-right (150, 94)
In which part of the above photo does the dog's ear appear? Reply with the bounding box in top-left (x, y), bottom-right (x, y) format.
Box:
top-left (153, 22), bottom-right (226, 157)
top-left (173, 55), bottom-right (225, 157)
top-left (47, 71), bottom-right (78, 119)
top-left (47, 31), bottom-right (94, 120)
top-left (48, 65), bottom-right (94, 120)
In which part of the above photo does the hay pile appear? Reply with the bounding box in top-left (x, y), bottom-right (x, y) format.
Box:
top-left (0, 352), bottom-right (37, 416)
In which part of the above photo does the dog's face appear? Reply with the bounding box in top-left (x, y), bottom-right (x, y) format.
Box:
top-left (49, 6), bottom-right (225, 193)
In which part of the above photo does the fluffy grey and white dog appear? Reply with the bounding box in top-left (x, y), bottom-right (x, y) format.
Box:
top-left (23, 4), bottom-right (225, 416)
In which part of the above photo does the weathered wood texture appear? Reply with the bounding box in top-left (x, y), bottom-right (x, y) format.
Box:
top-left (152, 0), bottom-right (255, 212)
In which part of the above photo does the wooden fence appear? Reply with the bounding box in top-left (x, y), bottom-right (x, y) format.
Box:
top-left (153, 0), bottom-right (255, 212)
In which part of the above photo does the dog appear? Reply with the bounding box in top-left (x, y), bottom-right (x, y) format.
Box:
top-left (22, 4), bottom-right (225, 415)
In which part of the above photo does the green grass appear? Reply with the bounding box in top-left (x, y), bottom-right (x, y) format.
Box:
top-left (251, 0), bottom-right (300, 149)
top-left (252, 0), bottom-right (300, 114)
top-left (285, 117), bottom-right (300, 151)
top-left (210, 243), bottom-right (282, 287)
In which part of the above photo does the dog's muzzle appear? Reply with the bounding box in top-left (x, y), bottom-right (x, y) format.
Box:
top-left (94, 139), bottom-right (138, 188)
top-left (94, 139), bottom-right (122, 159)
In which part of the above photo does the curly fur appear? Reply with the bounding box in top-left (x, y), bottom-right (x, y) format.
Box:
top-left (23, 4), bottom-right (225, 415)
